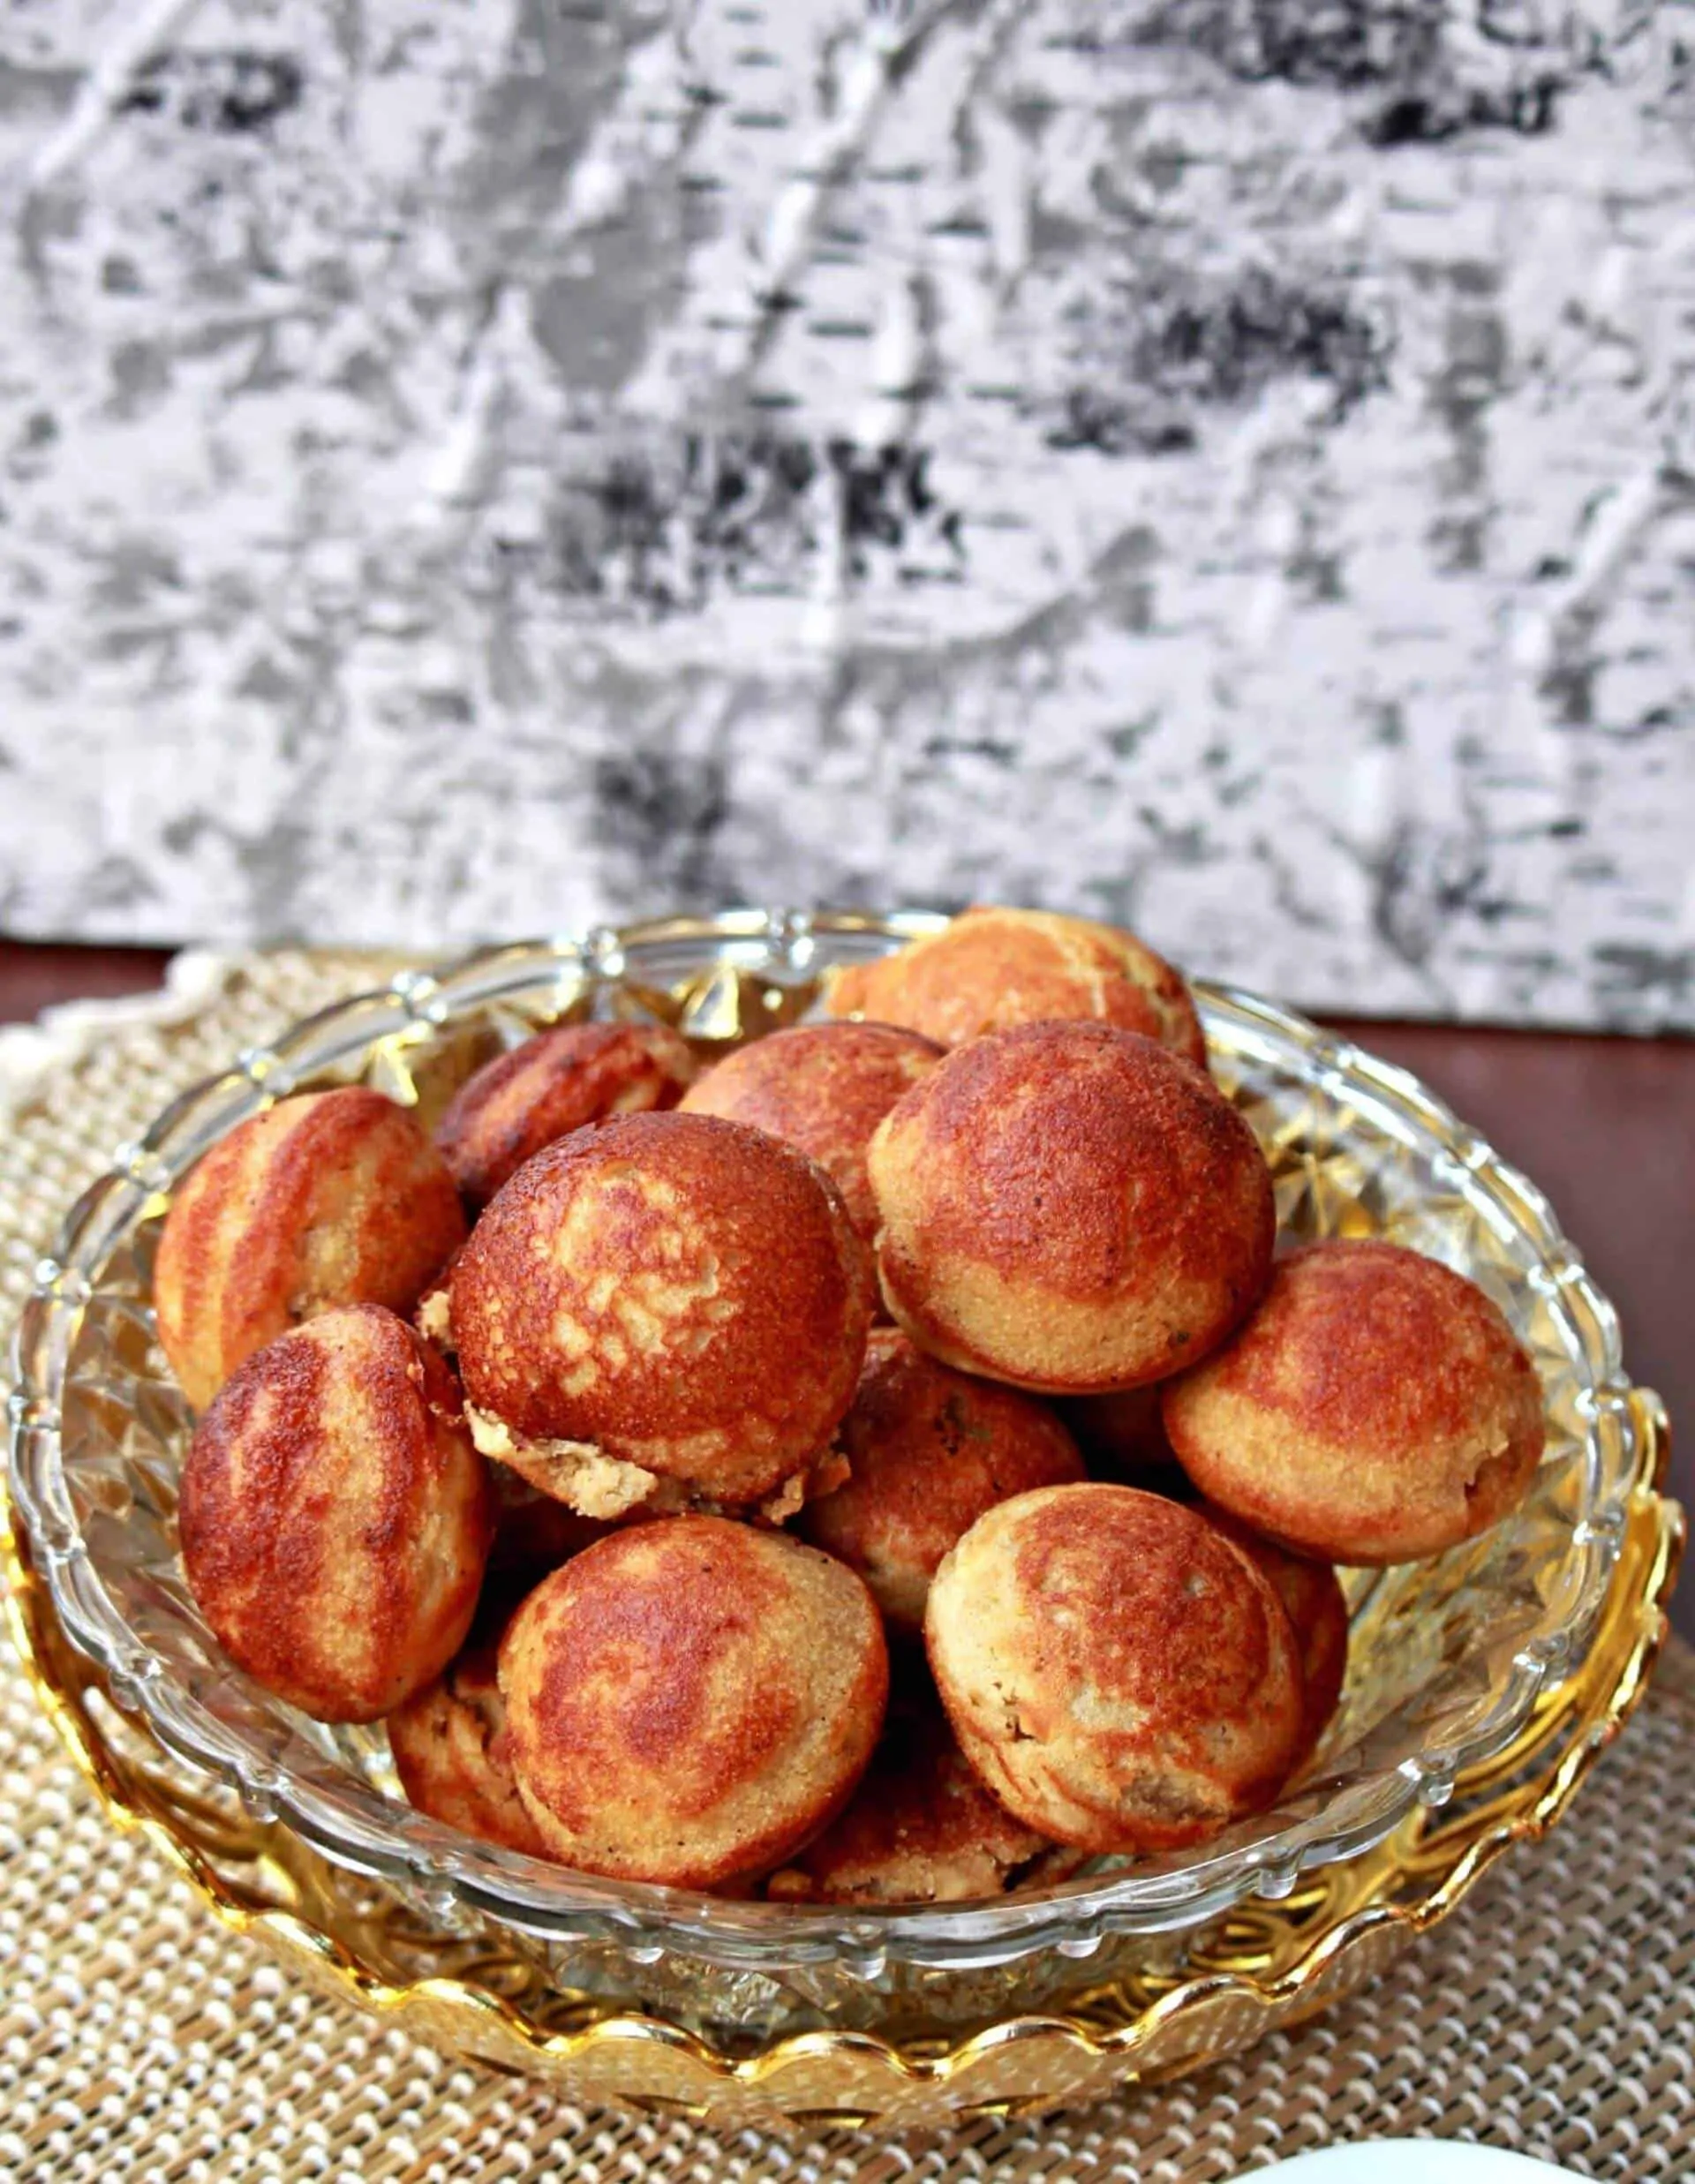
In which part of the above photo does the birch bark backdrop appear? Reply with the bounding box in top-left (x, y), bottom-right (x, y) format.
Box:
top-left (0, 0), bottom-right (1691, 1027)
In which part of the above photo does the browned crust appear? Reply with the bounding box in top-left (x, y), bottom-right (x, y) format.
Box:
top-left (764, 1679), bottom-right (1079, 1904)
top-left (1196, 1501), bottom-right (1348, 1769)
top-left (825, 907), bottom-right (1207, 1066)
top-left (868, 1023), bottom-right (1274, 1393)
top-left (435, 1021), bottom-right (698, 1210)
top-left (388, 1622), bottom-right (550, 1856)
top-left (155, 1087), bottom-right (466, 1412)
top-left (178, 1304), bottom-right (496, 1723)
top-left (1162, 1241), bottom-right (1547, 1565)
top-left (498, 1518), bottom-right (889, 1887)
top-left (800, 1329), bottom-right (1086, 1633)
top-left (486, 1465), bottom-right (626, 1573)
top-left (925, 1483), bottom-right (1303, 1853)
top-left (450, 1111), bottom-right (873, 1503)
top-left (1057, 1385), bottom-right (1182, 1479)
top-left (679, 1021), bottom-right (940, 1242)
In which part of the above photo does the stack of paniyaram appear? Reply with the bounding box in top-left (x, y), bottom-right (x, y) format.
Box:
top-left (156, 908), bottom-right (1545, 1899)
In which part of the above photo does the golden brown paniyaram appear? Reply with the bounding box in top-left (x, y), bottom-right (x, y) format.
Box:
top-left (486, 1466), bottom-right (622, 1574)
top-left (680, 1020), bottom-right (940, 1245)
top-left (1198, 1501), bottom-right (1348, 1770)
top-left (450, 1110), bottom-right (874, 1520)
top-left (825, 905), bottom-right (1207, 1066)
top-left (800, 1329), bottom-right (1086, 1634)
top-left (154, 1086), bottom-right (466, 1412)
top-left (178, 1305), bottom-right (495, 1723)
top-left (387, 1608), bottom-right (549, 1856)
top-left (435, 1020), bottom-right (697, 1211)
top-left (765, 1682), bottom-right (1079, 1904)
top-left (1163, 1240), bottom-right (1546, 1566)
top-left (499, 1518), bottom-right (888, 1887)
top-left (925, 1483), bottom-right (1304, 1852)
top-left (1057, 1383), bottom-right (1182, 1482)
top-left (868, 1021), bottom-right (1274, 1393)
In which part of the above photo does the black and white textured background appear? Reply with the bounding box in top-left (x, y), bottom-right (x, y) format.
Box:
top-left (0, 0), bottom-right (1691, 1027)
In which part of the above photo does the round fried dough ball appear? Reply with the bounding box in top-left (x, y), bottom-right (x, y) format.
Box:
top-left (486, 1466), bottom-right (623, 1574)
top-left (765, 1682), bottom-right (1080, 1904)
top-left (451, 1111), bottom-right (873, 1518)
top-left (1058, 1384), bottom-right (1183, 1483)
top-left (1197, 1502), bottom-right (1348, 1770)
top-left (499, 1518), bottom-right (888, 1887)
top-left (925, 1484), bottom-right (1303, 1852)
top-left (178, 1306), bottom-right (495, 1723)
top-left (680, 1020), bottom-right (941, 1244)
top-left (1163, 1241), bottom-right (1546, 1565)
top-left (435, 1020), bottom-right (697, 1211)
top-left (387, 1608), bottom-right (549, 1856)
top-left (800, 1329), bottom-right (1085, 1633)
top-left (868, 1022), bottom-right (1274, 1393)
top-left (825, 906), bottom-right (1206, 1066)
top-left (154, 1086), bottom-right (466, 1412)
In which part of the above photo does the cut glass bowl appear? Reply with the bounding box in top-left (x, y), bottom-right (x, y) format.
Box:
top-left (4, 911), bottom-right (1669, 2049)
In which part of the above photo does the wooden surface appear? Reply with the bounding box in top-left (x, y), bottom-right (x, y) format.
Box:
top-left (3, 943), bottom-right (1687, 1635)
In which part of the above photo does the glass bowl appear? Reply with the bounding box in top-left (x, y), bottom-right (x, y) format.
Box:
top-left (4, 914), bottom-right (1680, 2101)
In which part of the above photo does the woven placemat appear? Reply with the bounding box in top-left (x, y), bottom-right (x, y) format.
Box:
top-left (1, 953), bottom-right (1691, 2182)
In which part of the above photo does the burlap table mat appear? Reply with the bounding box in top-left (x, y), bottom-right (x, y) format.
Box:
top-left (0, 952), bottom-right (1690, 2182)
